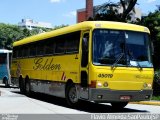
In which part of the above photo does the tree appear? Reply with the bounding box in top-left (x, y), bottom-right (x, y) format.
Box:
top-left (0, 23), bottom-right (29, 49)
top-left (140, 10), bottom-right (160, 69)
top-left (0, 23), bottom-right (68, 50)
top-left (93, 0), bottom-right (137, 22)
top-left (0, 23), bottom-right (39, 49)
top-left (53, 24), bottom-right (68, 30)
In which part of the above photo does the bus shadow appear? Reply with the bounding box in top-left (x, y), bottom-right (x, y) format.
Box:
top-left (13, 92), bottom-right (148, 113)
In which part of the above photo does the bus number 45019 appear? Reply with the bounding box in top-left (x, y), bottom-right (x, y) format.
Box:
top-left (98, 74), bottom-right (113, 78)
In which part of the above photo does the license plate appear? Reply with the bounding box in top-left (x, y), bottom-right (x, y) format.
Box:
top-left (120, 96), bottom-right (131, 100)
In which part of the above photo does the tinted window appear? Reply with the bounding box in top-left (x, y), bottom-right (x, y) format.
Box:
top-left (29, 44), bottom-right (36, 56)
top-left (55, 37), bottom-right (65, 54)
top-left (13, 48), bottom-right (18, 58)
top-left (66, 32), bottom-right (80, 53)
top-left (22, 46), bottom-right (29, 57)
top-left (18, 47), bottom-right (23, 58)
top-left (37, 42), bottom-right (44, 56)
top-left (45, 39), bottom-right (54, 55)
top-left (0, 53), bottom-right (6, 64)
top-left (13, 31), bottom-right (80, 58)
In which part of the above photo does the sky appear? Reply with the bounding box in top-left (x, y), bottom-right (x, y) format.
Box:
top-left (0, 0), bottom-right (159, 27)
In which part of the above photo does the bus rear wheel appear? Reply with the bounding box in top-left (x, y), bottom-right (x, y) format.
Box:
top-left (19, 78), bottom-right (25, 94)
top-left (66, 83), bottom-right (79, 107)
top-left (111, 102), bottom-right (128, 109)
top-left (25, 79), bottom-right (31, 96)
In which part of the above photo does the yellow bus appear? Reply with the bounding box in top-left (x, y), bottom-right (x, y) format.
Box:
top-left (11, 21), bottom-right (154, 108)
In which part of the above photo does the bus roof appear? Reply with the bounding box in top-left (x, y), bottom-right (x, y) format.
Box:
top-left (13, 21), bottom-right (150, 47)
top-left (0, 49), bottom-right (12, 53)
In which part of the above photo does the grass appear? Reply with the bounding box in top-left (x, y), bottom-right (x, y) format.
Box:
top-left (151, 95), bottom-right (160, 100)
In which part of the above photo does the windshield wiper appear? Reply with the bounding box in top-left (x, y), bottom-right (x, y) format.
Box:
top-left (135, 61), bottom-right (143, 70)
top-left (111, 53), bottom-right (124, 69)
top-left (127, 50), bottom-right (143, 70)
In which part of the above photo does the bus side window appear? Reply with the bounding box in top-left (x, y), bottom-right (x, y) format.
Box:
top-left (65, 31), bottom-right (80, 53)
top-left (29, 44), bottom-right (36, 57)
top-left (55, 36), bottom-right (65, 54)
top-left (81, 33), bottom-right (89, 67)
top-left (45, 38), bottom-right (54, 55)
top-left (23, 46), bottom-right (29, 58)
top-left (18, 47), bottom-right (23, 58)
top-left (37, 42), bottom-right (44, 56)
top-left (13, 48), bottom-right (17, 58)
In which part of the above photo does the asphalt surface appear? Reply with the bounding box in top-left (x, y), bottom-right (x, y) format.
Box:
top-left (0, 85), bottom-right (160, 114)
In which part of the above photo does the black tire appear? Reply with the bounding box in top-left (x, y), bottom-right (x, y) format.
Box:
top-left (66, 83), bottom-right (79, 107)
top-left (3, 77), bottom-right (9, 87)
top-left (111, 102), bottom-right (128, 109)
top-left (19, 77), bottom-right (25, 94)
top-left (25, 79), bottom-right (31, 96)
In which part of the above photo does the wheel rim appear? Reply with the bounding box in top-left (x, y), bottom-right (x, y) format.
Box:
top-left (69, 86), bottom-right (78, 103)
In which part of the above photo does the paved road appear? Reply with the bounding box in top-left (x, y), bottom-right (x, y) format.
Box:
top-left (0, 86), bottom-right (160, 114)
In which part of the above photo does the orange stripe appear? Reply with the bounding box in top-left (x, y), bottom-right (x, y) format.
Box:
top-left (61, 72), bottom-right (65, 80)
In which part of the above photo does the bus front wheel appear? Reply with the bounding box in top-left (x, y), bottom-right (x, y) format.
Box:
top-left (66, 83), bottom-right (79, 107)
top-left (111, 102), bottom-right (128, 109)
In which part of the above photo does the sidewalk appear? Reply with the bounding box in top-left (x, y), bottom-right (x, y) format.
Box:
top-left (1, 87), bottom-right (160, 106)
top-left (130, 101), bottom-right (160, 106)
top-left (0, 88), bottom-right (20, 97)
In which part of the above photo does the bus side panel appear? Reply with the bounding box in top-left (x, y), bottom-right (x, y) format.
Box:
top-left (11, 53), bottom-right (80, 98)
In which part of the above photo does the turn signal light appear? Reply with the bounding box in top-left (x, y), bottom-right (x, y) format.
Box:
top-left (90, 80), bottom-right (97, 88)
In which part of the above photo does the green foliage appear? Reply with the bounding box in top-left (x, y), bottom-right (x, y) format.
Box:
top-left (93, 0), bottom-right (137, 22)
top-left (53, 24), bottom-right (68, 30)
top-left (0, 23), bottom-right (68, 50)
top-left (140, 10), bottom-right (160, 69)
top-left (0, 23), bottom-right (31, 49)
top-left (153, 70), bottom-right (160, 95)
top-left (151, 96), bottom-right (160, 100)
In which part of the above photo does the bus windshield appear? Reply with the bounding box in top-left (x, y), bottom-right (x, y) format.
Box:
top-left (93, 29), bottom-right (153, 68)
top-left (0, 53), bottom-right (7, 64)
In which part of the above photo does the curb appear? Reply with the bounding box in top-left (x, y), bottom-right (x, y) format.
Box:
top-left (130, 101), bottom-right (160, 106)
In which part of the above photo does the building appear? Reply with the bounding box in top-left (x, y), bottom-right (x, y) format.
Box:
top-left (77, 0), bottom-right (93, 23)
top-left (77, 0), bottom-right (141, 23)
top-left (18, 19), bottom-right (53, 30)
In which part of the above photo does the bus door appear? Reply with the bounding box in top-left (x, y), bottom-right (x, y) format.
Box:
top-left (80, 31), bottom-right (90, 100)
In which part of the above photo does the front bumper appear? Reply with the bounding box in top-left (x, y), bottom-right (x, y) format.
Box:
top-left (89, 88), bottom-right (153, 103)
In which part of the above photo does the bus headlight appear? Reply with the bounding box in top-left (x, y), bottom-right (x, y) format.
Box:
top-left (147, 83), bottom-right (152, 88)
top-left (97, 82), bottom-right (102, 87)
